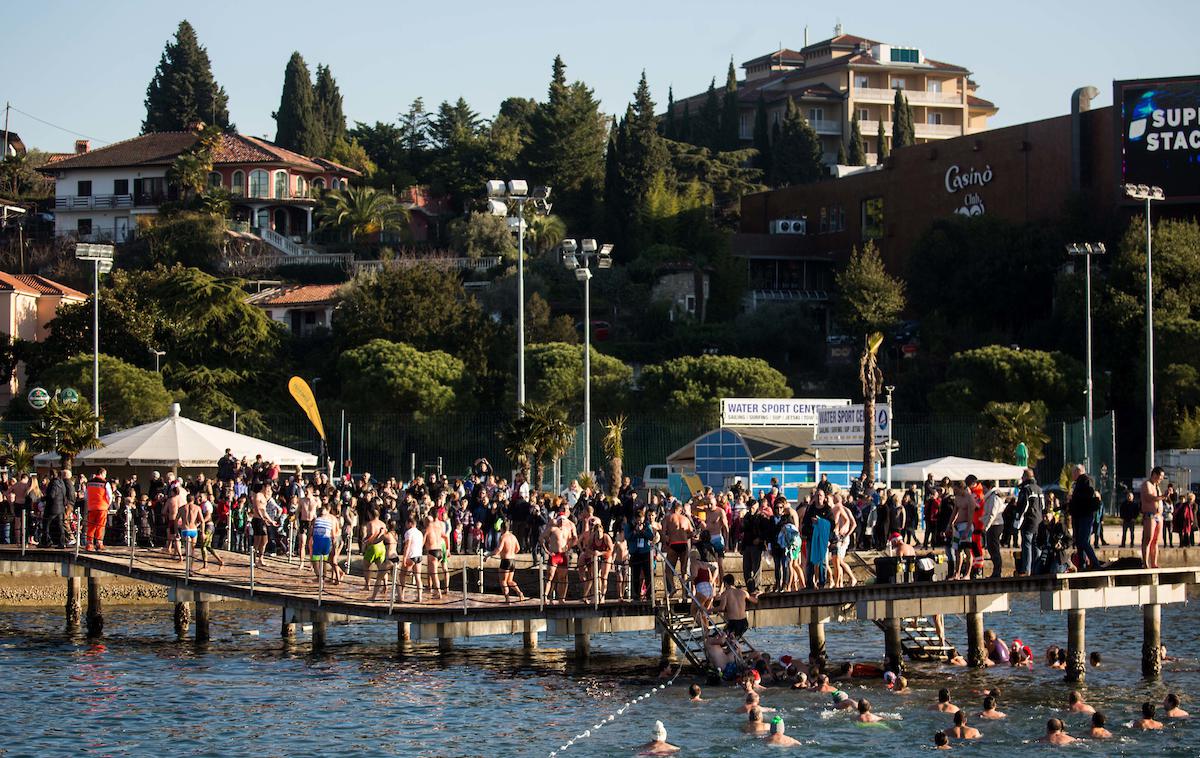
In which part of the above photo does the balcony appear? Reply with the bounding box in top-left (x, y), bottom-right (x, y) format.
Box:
top-left (54, 194), bottom-right (133, 211)
top-left (915, 122), bottom-right (964, 138)
top-left (811, 119), bottom-right (842, 135)
top-left (853, 87), bottom-right (964, 106)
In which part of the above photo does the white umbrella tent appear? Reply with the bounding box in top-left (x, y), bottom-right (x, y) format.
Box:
top-left (34, 403), bottom-right (317, 473)
top-left (890, 455), bottom-right (1025, 483)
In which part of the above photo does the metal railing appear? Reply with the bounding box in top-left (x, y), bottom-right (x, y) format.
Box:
top-left (915, 122), bottom-right (965, 137)
top-left (810, 119), bottom-right (842, 134)
top-left (254, 226), bottom-right (308, 256)
top-left (54, 194), bottom-right (134, 210)
top-left (855, 87), bottom-right (964, 105)
top-left (354, 256), bottom-right (501, 274)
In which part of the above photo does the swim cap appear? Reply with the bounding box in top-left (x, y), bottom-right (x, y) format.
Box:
top-left (883, 671), bottom-right (897, 688)
top-left (751, 670), bottom-right (761, 681)
top-left (832, 690), bottom-right (850, 703)
top-left (780, 655), bottom-right (793, 665)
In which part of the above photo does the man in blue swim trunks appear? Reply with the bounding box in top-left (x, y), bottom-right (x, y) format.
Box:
top-left (179, 494), bottom-right (203, 568)
top-left (309, 507), bottom-right (337, 583)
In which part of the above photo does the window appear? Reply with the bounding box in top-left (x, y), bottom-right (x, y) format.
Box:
top-left (808, 108), bottom-right (824, 124)
top-left (113, 179), bottom-right (128, 196)
top-left (854, 74), bottom-right (869, 89)
top-left (312, 177), bottom-right (325, 192)
top-left (831, 204), bottom-right (846, 232)
top-left (890, 47), bottom-right (920, 63)
top-left (77, 180), bottom-right (92, 197)
top-left (133, 177), bottom-right (165, 205)
top-left (296, 176), bottom-right (307, 197)
top-left (928, 112), bottom-right (943, 125)
top-left (249, 169), bottom-right (269, 198)
top-left (819, 207), bottom-right (829, 233)
top-left (739, 112), bottom-right (752, 140)
top-left (231, 170), bottom-right (245, 196)
top-left (927, 80), bottom-right (943, 93)
top-left (274, 171), bottom-right (288, 199)
top-left (862, 197), bottom-right (884, 240)
top-left (685, 295), bottom-right (696, 314)
top-left (208, 172), bottom-right (222, 189)
top-left (857, 108), bottom-right (870, 122)
top-left (77, 218), bottom-right (92, 236)
top-left (891, 77), bottom-right (907, 90)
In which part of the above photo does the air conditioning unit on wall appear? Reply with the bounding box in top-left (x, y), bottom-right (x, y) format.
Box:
top-left (769, 218), bottom-right (806, 235)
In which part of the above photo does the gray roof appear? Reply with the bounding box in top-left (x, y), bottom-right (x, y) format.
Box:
top-left (668, 426), bottom-right (863, 466)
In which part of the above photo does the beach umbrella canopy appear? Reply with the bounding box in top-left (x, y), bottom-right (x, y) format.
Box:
top-left (889, 455), bottom-right (1026, 483)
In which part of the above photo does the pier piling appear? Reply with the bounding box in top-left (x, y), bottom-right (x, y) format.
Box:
top-left (1065, 609), bottom-right (1086, 683)
top-left (809, 621), bottom-right (827, 667)
top-left (65, 576), bottom-right (81, 631)
top-left (85, 574), bottom-right (103, 638)
top-left (1142, 604), bottom-right (1162, 679)
top-left (966, 612), bottom-right (987, 668)
top-left (173, 601), bottom-right (191, 637)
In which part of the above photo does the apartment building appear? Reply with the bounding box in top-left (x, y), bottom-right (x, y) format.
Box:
top-left (678, 27), bottom-right (998, 164)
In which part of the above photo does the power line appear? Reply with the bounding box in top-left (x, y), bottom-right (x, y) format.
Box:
top-left (7, 104), bottom-right (111, 145)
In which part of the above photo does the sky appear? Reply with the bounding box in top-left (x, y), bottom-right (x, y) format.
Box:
top-left (4, 0), bottom-right (1199, 151)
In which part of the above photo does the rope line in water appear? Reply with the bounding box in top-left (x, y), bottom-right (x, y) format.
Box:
top-left (548, 665), bottom-right (683, 757)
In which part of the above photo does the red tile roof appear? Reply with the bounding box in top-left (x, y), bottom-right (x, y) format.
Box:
top-left (968, 94), bottom-right (997, 109)
top-left (39, 131), bottom-right (360, 176)
top-left (0, 271), bottom-right (40, 295)
top-left (248, 284), bottom-right (343, 308)
top-left (13, 274), bottom-right (87, 299)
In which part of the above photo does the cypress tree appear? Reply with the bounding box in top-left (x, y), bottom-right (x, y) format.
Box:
top-left (892, 89), bottom-right (915, 149)
top-left (720, 58), bottom-right (740, 150)
top-left (847, 114), bottom-right (866, 166)
top-left (142, 20), bottom-right (230, 133)
top-left (837, 141), bottom-right (847, 165)
top-left (680, 101), bottom-right (692, 144)
top-left (664, 86), bottom-right (676, 140)
top-left (606, 72), bottom-right (670, 259)
top-left (771, 97), bottom-right (823, 186)
top-left (697, 78), bottom-right (721, 149)
top-left (274, 52), bottom-right (323, 155)
top-left (877, 119), bottom-right (889, 161)
top-left (313, 64), bottom-right (346, 153)
top-left (752, 93), bottom-right (772, 181)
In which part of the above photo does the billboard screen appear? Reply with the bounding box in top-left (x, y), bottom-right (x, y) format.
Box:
top-left (1117, 77), bottom-right (1200, 201)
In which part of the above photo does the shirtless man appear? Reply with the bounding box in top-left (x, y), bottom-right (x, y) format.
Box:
top-left (360, 507), bottom-right (388, 592)
top-left (688, 684), bottom-right (705, 702)
top-left (1038, 719), bottom-right (1075, 745)
top-left (639, 721), bottom-right (680, 755)
top-left (398, 517), bottom-right (423, 602)
top-left (591, 520), bottom-right (614, 602)
top-left (662, 502), bottom-right (694, 598)
top-left (1164, 693), bottom-right (1190, 718)
top-left (1133, 701), bottom-right (1164, 730)
top-left (196, 492), bottom-right (224, 571)
top-left (857, 698), bottom-right (884, 723)
top-left (423, 515), bottom-right (448, 599)
top-left (251, 485), bottom-right (273, 561)
top-left (830, 493), bottom-right (858, 587)
top-left (163, 476), bottom-right (183, 560)
top-left (931, 689), bottom-right (960, 713)
top-left (1141, 466), bottom-right (1167, 569)
top-left (540, 517), bottom-right (573, 604)
top-left (612, 528), bottom-right (630, 601)
top-left (951, 483), bottom-right (977, 580)
top-left (715, 574), bottom-right (757, 639)
top-left (179, 494), bottom-right (203, 568)
top-left (296, 487), bottom-right (317, 565)
top-left (1066, 690), bottom-right (1095, 715)
top-left (704, 632), bottom-right (736, 673)
top-left (947, 710), bottom-right (980, 739)
top-left (737, 691), bottom-right (766, 714)
top-left (764, 717), bottom-right (800, 747)
top-left (490, 520), bottom-right (526, 602)
top-left (977, 695), bottom-right (1006, 720)
top-left (815, 673), bottom-right (836, 693)
top-left (704, 498), bottom-right (730, 576)
top-left (742, 706), bottom-right (769, 734)
top-left (1088, 712), bottom-right (1112, 739)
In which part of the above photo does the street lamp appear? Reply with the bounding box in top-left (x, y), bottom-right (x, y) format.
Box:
top-left (486, 180), bottom-right (552, 417)
top-left (884, 384), bottom-right (895, 489)
top-left (1066, 242), bottom-right (1106, 477)
top-left (149, 348), bottom-right (166, 373)
top-left (562, 238), bottom-right (614, 476)
top-left (1123, 183), bottom-right (1165, 473)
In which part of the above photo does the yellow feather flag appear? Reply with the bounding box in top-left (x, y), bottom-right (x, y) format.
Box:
top-left (288, 376), bottom-right (326, 441)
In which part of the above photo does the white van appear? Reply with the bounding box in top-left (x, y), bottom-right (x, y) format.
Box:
top-left (642, 464), bottom-right (669, 494)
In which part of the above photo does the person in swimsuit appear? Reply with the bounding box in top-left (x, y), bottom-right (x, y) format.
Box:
top-left (196, 493), bottom-right (224, 571)
top-left (715, 573), bottom-right (757, 639)
top-left (662, 502), bottom-right (694, 598)
top-left (296, 487), bottom-right (317, 566)
top-left (399, 517), bottom-right (424, 602)
top-left (163, 477), bottom-right (183, 561)
top-left (309, 507), bottom-right (337, 583)
top-left (612, 528), bottom-right (630, 602)
top-left (423, 515), bottom-right (447, 599)
top-left (540, 517), bottom-right (573, 604)
top-left (179, 493), bottom-right (203, 568)
top-left (947, 710), bottom-right (980, 739)
top-left (690, 548), bottom-right (715, 631)
top-left (490, 519), bottom-right (526, 603)
top-left (1142, 467), bottom-right (1167, 569)
top-left (361, 506), bottom-right (387, 593)
top-left (741, 706), bottom-right (769, 734)
top-left (250, 486), bottom-right (274, 562)
top-left (370, 520), bottom-right (399, 601)
top-left (592, 520), bottom-right (614, 602)
top-left (638, 721), bottom-right (680, 755)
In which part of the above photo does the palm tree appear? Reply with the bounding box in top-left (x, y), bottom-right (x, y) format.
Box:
top-left (527, 402), bottom-right (575, 492)
top-left (526, 214), bottom-right (566, 255)
top-left (499, 414), bottom-right (535, 486)
top-left (29, 400), bottom-right (103, 470)
top-left (859, 332), bottom-right (884, 491)
top-left (601, 415), bottom-right (627, 498)
top-left (0, 435), bottom-right (34, 475)
top-left (317, 186), bottom-right (409, 243)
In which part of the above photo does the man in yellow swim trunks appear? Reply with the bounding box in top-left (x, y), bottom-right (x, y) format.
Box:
top-left (361, 506), bottom-right (388, 594)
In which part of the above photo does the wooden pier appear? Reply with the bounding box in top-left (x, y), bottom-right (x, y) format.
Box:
top-left (1, 545), bottom-right (1195, 681)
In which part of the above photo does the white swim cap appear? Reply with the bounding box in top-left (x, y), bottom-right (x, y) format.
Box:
top-left (654, 721), bottom-right (667, 742)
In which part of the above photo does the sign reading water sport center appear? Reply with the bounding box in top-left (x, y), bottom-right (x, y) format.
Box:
top-left (1117, 76), bottom-right (1200, 202)
top-left (814, 403), bottom-right (891, 447)
top-left (720, 398), bottom-right (850, 427)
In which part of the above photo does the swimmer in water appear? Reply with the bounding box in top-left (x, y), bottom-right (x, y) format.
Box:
top-left (639, 721), bottom-right (680, 755)
top-left (933, 730), bottom-right (950, 750)
top-left (831, 689), bottom-right (857, 711)
top-left (742, 706), bottom-right (769, 734)
top-left (946, 710), bottom-right (980, 739)
top-left (1089, 651), bottom-right (1102, 668)
top-left (977, 695), bottom-right (1006, 720)
top-left (931, 688), bottom-right (960, 713)
top-left (1088, 712), bottom-right (1112, 739)
top-left (1133, 702), bottom-right (1163, 730)
top-left (1039, 718), bottom-right (1075, 745)
top-left (790, 672), bottom-right (809, 690)
top-left (688, 684), bottom-right (704, 702)
top-left (857, 698), bottom-right (884, 723)
top-left (737, 691), bottom-right (772, 714)
top-left (1066, 690), bottom-right (1095, 715)
top-left (1163, 693), bottom-right (1189, 718)
top-left (892, 675), bottom-right (910, 695)
top-left (815, 673), bottom-right (836, 693)
top-left (764, 717), bottom-right (801, 747)
top-left (945, 648), bottom-right (967, 667)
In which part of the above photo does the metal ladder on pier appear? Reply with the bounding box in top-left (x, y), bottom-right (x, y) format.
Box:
top-left (654, 552), bottom-right (757, 673)
top-left (853, 550), bottom-right (954, 661)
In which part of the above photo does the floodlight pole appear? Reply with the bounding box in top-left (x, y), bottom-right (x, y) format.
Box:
top-left (1124, 184), bottom-right (1164, 473)
top-left (92, 258), bottom-right (99, 437)
top-left (583, 265), bottom-right (592, 476)
top-left (1067, 242), bottom-right (1105, 478)
top-left (515, 196), bottom-right (527, 417)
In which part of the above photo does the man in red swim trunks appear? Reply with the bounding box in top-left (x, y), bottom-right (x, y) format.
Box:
top-left (541, 515), bottom-right (575, 604)
top-left (662, 501), bottom-right (694, 598)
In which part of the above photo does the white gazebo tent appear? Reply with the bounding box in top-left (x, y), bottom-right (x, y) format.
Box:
top-left (890, 455), bottom-right (1026, 483)
top-left (34, 403), bottom-right (317, 472)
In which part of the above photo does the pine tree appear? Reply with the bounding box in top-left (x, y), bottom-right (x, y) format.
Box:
top-left (720, 59), bottom-right (740, 150)
top-left (837, 141), bottom-right (848, 165)
top-left (605, 72), bottom-right (670, 259)
top-left (313, 64), bottom-right (346, 153)
top-left (752, 93), bottom-right (772, 182)
top-left (847, 114), bottom-right (866, 166)
top-left (771, 97), bottom-right (823, 187)
top-left (877, 119), bottom-right (889, 162)
top-left (273, 52), bottom-right (323, 155)
top-left (892, 89), bottom-right (915, 149)
top-left (697, 78), bottom-right (721, 149)
top-left (528, 55), bottom-right (608, 224)
top-left (142, 20), bottom-right (230, 133)
top-left (664, 87), bottom-right (676, 140)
